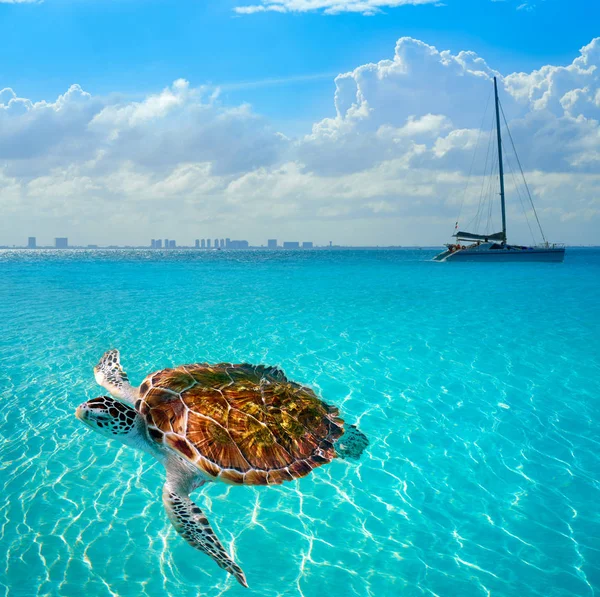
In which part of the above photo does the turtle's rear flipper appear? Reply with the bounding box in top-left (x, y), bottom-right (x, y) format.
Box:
top-left (335, 425), bottom-right (369, 460)
top-left (163, 482), bottom-right (248, 588)
top-left (94, 349), bottom-right (137, 405)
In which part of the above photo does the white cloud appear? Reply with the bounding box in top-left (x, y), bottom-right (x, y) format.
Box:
top-left (504, 37), bottom-right (600, 119)
top-left (234, 0), bottom-right (438, 16)
top-left (433, 128), bottom-right (479, 158)
top-left (0, 80), bottom-right (287, 178)
top-left (235, 4), bottom-right (287, 13)
top-left (1, 37), bottom-right (599, 247)
top-left (302, 37), bottom-right (600, 177)
top-left (234, 0), bottom-right (550, 14)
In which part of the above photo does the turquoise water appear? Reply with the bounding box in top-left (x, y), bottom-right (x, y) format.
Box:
top-left (1, 248), bottom-right (599, 597)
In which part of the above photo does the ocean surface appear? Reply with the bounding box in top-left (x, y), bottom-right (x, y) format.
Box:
top-left (1, 248), bottom-right (599, 597)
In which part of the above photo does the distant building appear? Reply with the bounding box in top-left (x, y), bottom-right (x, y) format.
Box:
top-left (155, 239), bottom-right (163, 249)
top-left (164, 238), bottom-right (169, 248)
top-left (229, 240), bottom-right (249, 249)
top-left (169, 240), bottom-right (176, 249)
top-left (283, 241), bottom-right (300, 249)
top-left (267, 239), bottom-right (277, 249)
top-left (302, 242), bottom-right (313, 249)
top-left (195, 239), bottom-right (200, 248)
top-left (206, 239), bottom-right (211, 249)
top-left (55, 237), bottom-right (68, 249)
top-left (214, 238), bottom-right (219, 249)
top-left (201, 239), bottom-right (206, 249)
top-left (87, 245), bottom-right (98, 249)
top-left (27, 237), bottom-right (36, 249)
top-left (226, 238), bottom-right (231, 248)
top-left (220, 239), bottom-right (225, 248)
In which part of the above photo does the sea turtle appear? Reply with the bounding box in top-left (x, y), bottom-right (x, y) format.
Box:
top-left (76, 349), bottom-right (369, 587)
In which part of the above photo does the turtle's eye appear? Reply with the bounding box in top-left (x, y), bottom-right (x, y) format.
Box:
top-left (88, 403), bottom-right (108, 411)
top-left (86, 397), bottom-right (109, 409)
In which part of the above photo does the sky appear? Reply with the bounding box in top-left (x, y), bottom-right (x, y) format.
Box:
top-left (1, 0), bottom-right (599, 246)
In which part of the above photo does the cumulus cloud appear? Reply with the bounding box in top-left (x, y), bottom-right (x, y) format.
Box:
top-left (504, 37), bottom-right (600, 119)
top-left (303, 37), bottom-right (600, 177)
top-left (0, 80), bottom-right (287, 179)
top-left (297, 37), bottom-right (505, 175)
top-left (1, 37), bottom-right (599, 247)
top-left (234, 0), bottom-right (438, 16)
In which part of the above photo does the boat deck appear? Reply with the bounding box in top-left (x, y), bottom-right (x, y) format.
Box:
top-left (434, 243), bottom-right (565, 263)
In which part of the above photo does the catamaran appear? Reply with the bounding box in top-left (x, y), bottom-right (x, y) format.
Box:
top-left (434, 77), bottom-right (565, 263)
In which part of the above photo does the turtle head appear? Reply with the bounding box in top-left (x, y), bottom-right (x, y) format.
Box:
top-left (76, 396), bottom-right (138, 439)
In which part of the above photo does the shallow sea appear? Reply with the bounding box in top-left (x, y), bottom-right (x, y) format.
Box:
top-left (1, 248), bottom-right (599, 597)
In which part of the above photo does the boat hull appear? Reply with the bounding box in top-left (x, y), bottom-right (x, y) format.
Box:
top-left (435, 247), bottom-right (565, 263)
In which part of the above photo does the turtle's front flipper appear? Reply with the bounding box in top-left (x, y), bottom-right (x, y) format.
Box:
top-left (94, 349), bottom-right (137, 405)
top-left (162, 481), bottom-right (248, 588)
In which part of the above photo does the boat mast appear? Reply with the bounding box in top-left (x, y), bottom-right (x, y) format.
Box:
top-left (494, 76), bottom-right (507, 244)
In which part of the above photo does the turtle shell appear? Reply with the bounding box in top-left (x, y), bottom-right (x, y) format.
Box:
top-left (136, 363), bottom-right (344, 485)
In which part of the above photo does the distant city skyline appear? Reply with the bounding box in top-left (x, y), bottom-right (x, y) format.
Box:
top-left (5, 236), bottom-right (415, 249)
top-left (7, 235), bottom-right (598, 251)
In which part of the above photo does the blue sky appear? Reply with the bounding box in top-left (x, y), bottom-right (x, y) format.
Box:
top-left (1, 0), bottom-right (599, 246)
